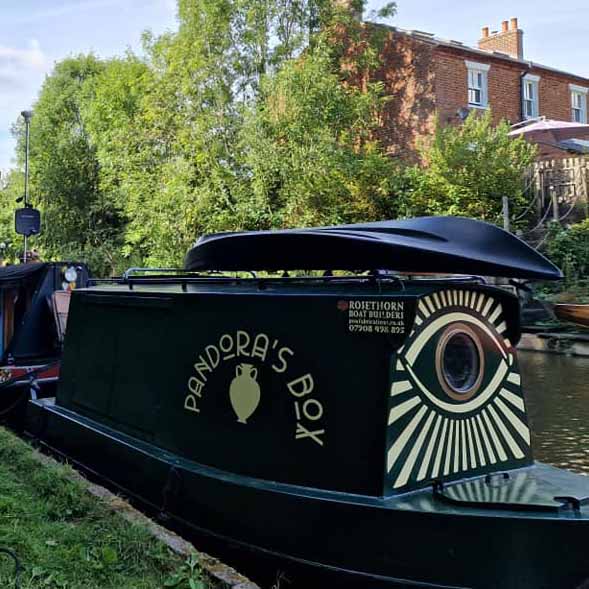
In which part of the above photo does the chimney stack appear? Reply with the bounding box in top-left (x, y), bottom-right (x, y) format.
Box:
top-left (478, 17), bottom-right (524, 60)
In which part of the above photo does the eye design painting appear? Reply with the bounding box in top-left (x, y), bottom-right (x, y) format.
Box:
top-left (386, 289), bottom-right (531, 492)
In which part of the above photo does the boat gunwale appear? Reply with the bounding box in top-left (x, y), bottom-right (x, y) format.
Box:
top-left (33, 399), bottom-right (589, 523)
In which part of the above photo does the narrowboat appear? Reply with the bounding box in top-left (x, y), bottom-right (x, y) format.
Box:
top-left (554, 304), bottom-right (589, 329)
top-left (26, 217), bottom-right (589, 588)
top-left (0, 262), bottom-right (89, 419)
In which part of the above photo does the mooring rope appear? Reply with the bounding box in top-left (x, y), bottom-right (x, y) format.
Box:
top-left (0, 547), bottom-right (21, 588)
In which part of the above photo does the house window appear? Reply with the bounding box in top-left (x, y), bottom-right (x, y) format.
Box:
top-left (522, 75), bottom-right (540, 119)
top-left (465, 61), bottom-right (490, 108)
top-left (570, 85), bottom-right (588, 123)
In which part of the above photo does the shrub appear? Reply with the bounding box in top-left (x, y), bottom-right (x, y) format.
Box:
top-left (546, 220), bottom-right (589, 286)
top-left (408, 111), bottom-right (537, 223)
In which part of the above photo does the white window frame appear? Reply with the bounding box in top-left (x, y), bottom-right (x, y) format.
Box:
top-left (522, 74), bottom-right (540, 119)
top-left (570, 84), bottom-right (588, 123)
top-left (465, 60), bottom-right (490, 109)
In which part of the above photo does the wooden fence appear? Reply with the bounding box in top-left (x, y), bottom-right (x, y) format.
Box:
top-left (528, 157), bottom-right (589, 224)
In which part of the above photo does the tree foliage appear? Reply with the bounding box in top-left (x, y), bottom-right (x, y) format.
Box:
top-left (238, 39), bottom-right (402, 228)
top-left (0, 170), bottom-right (24, 262)
top-left (3, 0), bottom-right (402, 272)
top-left (546, 220), bottom-right (589, 285)
top-left (12, 56), bottom-right (127, 274)
top-left (1, 1), bottom-right (538, 276)
top-left (407, 111), bottom-right (538, 221)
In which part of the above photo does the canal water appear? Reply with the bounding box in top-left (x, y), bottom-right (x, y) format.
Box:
top-left (521, 350), bottom-right (589, 474)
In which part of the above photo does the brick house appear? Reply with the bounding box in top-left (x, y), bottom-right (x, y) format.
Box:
top-left (364, 17), bottom-right (589, 160)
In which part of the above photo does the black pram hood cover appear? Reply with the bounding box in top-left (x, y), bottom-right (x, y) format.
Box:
top-left (184, 216), bottom-right (562, 280)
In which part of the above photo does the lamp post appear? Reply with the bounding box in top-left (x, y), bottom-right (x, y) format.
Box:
top-left (21, 110), bottom-right (33, 263)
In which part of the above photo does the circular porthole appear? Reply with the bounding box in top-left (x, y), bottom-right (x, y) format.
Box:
top-left (435, 323), bottom-right (484, 401)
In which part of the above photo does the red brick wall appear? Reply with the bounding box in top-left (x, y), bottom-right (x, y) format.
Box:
top-left (339, 26), bottom-right (437, 161)
top-left (434, 51), bottom-right (468, 125)
top-left (487, 61), bottom-right (524, 123)
top-left (537, 70), bottom-right (578, 121)
top-left (371, 30), bottom-right (437, 160)
top-left (432, 46), bottom-right (589, 126)
top-left (347, 28), bottom-right (589, 160)
top-left (434, 48), bottom-right (523, 125)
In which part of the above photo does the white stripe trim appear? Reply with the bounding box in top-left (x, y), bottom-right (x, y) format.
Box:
top-left (494, 397), bottom-right (531, 445)
top-left (482, 299), bottom-right (494, 317)
top-left (387, 406), bottom-right (428, 472)
top-left (482, 409), bottom-right (508, 462)
top-left (489, 304), bottom-right (503, 324)
top-left (499, 388), bottom-right (525, 412)
top-left (417, 414), bottom-right (442, 481)
top-left (507, 372), bottom-right (521, 386)
top-left (388, 396), bottom-right (421, 425)
top-left (471, 417), bottom-right (486, 467)
top-left (431, 418), bottom-right (448, 479)
top-left (391, 380), bottom-right (413, 397)
top-left (444, 421), bottom-right (454, 475)
top-left (487, 404), bottom-right (525, 459)
top-left (395, 411), bottom-right (436, 488)
top-left (466, 419), bottom-right (477, 469)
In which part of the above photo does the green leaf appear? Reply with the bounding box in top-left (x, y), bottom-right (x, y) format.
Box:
top-left (101, 546), bottom-right (118, 564)
top-left (163, 574), bottom-right (183, 587)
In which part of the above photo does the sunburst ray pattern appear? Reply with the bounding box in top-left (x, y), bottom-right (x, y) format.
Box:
top-left (386, 289), bottom-right (532, 492)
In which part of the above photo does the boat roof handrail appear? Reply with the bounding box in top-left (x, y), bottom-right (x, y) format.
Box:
top-left (87, 273), bottom-right (491, 291)
top-left (123, 267), bottom-right (197, 279)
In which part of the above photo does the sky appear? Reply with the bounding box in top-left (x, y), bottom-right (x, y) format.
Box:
top-left (0, 0), bottom-right (177, 173)
top-left (1, 0), bottom-right (588, 173)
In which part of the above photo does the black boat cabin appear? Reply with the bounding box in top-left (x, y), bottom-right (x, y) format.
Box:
top-left (0, 262), bottom-right (89, 401)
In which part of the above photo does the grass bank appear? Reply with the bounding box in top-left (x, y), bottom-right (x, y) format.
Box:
top-left (0, 427), bottom-right (211, 589)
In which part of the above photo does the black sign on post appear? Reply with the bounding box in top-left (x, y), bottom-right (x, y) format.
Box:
top-left (15, 207), bottom-right (41, 237)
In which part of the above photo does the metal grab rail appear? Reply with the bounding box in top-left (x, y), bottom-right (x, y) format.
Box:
top-left (122, 267), bottom-right (197, 279)
top-left (93, 267), bottom-right (488, 287)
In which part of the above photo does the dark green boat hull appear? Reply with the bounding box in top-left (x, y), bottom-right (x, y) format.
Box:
top-left (27, 398), bottom-right (589, 589)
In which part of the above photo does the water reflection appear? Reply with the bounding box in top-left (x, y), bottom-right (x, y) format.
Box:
top-left (521, 350), bottom-right (589, 474)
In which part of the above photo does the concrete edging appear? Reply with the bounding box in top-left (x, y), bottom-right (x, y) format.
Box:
top-left (519, 333), bottom-right (589, 357)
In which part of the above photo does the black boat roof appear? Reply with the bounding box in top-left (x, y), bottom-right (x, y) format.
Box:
top-left (184, 216), bottom-right (562, 280)
top-left (0, 262), bottom-right (48, 287)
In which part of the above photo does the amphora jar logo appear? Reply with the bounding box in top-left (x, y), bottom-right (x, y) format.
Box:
top-left (230, 363), bottom-right (261, 424)
top-left (184, 330), bottom-right (326, 447)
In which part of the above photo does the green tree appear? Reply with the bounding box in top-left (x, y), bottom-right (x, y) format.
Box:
top-left (0, 170), bottom-right (25, 262)
top-left (14, 55), bottom-right (127, 275)
top-left (408, 111), bottom-right (537, 221)
top-left (238, 40), bottom-right (402, 228)
top-left (9, 0), bottom-right (402, 271)
top-left (93, 0), bottom-right (400, 265)
top-left (82, 55), bottom-right (154, 267)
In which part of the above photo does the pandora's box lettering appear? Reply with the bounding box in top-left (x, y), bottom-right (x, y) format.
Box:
top-left (184, 330), bottom-right (325, 446)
